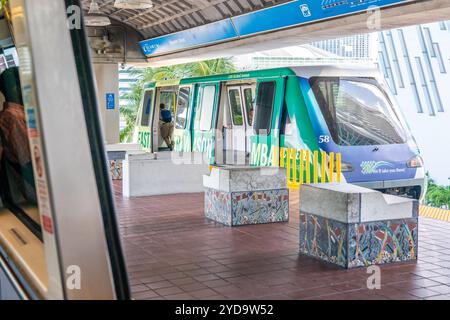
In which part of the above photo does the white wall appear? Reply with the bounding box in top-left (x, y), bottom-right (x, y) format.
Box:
top-left (378, 22), bottom-right (450, 185)
top-left (93, 63), bottom-right (120, 144)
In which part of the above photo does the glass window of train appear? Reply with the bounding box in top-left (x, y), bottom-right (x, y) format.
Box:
top-left (280, 102), bottom-right (293, 136)
top-left (0, 67), bottom-right (45, 298)
top-left (254, 81), bottom-right (275, 135)
top-left (160, 91), bottom-right (177, 115)
top-left (243, 88), bottom-right (254, 126)
top-left (140, 90), bottom-right (154, 126)
top-left (0, 72), bottom-right (40, 232)
top-left (175, 87), bottom-right (190, 129)
top-left (310, 77), bottom-right (407, 146)
top-left (228, 89), bottom-right (243, 126)
top-left (199, 86), bottom-right (216, 131)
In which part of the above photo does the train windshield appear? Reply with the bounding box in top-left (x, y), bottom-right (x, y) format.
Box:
top-left (310, 77), bottom-right (407, 146)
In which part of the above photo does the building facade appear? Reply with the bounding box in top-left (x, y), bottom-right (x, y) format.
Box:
top-left (378, 21), bottom-right (450, 185)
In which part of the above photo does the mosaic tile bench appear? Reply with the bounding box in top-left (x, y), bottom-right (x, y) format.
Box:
top-left (203, 166), bottom-right (289, 226)
top-left (299, 183), bottom-right (419, 268)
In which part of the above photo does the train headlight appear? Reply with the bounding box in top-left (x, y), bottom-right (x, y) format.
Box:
top-left (335, 162), bottom-right (354, 172)
top-left (407, 155), bottom-right (423, 168)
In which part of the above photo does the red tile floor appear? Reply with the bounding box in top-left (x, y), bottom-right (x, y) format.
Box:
top-left (113, 182), bottom-right (450, 300)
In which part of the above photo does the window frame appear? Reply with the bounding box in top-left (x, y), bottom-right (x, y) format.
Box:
top-left (280, 101), bottom-right (293, 136)
top-left (253, 80), bottom-right (276, 136)
top-left (243, 87), bottom-right (254, 127)
top-left (196, 85), bottom-right (217, 132)
top-left (309, 76), bottom-right (407, 146)
top-left (140, 89), bottom-right (154, 127)
top-left (227, 87), bottom-right (244, 127)
top-left (174, 86), bottom-right (191, 130)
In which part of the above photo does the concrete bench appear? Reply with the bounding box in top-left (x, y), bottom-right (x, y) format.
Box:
top-left (106, 143), bottom-right (145, 180)
top-left (203, 166), bottom-right (289, 226)
top-left (299, 183), bottom-right (419, 268)
top-left (122, 152), bottom-right (210, 197)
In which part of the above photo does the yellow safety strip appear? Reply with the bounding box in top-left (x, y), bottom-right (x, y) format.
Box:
top-left (419, 206), bottom-right (450, 222)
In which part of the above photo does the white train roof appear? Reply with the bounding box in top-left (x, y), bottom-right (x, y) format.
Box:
top-left (289, 64), bottom-right (381, 79)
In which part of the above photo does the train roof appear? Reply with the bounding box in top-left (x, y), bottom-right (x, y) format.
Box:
top-left (143, 64), bottom-right (381, 88)
top-left (290, 65), bottom-right (380, 78)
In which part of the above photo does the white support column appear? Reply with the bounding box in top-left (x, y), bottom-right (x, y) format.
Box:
top-left (93, 63), bottom-right (120, 144)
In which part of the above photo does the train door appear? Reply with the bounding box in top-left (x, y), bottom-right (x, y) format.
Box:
top-left (226, 86), bottom-right (246, 160)
top-left (250, 77), bottom-right (286, 166)
top-left (225, 85), bottom-right (255, 163)
top-left (192, 83), bottom-right (219, 163)
top-left (151, 86), bottom-right (178, 153)
top-left (136, 89), bottom-right (154, 152)
top-left (242, 85), bottom-right (255, 156)
top-left (173, 85), bottom-right (193, 152)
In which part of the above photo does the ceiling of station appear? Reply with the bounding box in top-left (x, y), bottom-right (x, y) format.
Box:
top-left (81, 0), bottom-right (291, 39)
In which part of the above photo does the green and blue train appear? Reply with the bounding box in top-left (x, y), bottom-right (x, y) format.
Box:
top-left (134, 65), bottom-right (425, 199)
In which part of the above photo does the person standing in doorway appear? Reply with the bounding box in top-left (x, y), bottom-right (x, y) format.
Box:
top-left (159, 103), bottom-right (174, 151)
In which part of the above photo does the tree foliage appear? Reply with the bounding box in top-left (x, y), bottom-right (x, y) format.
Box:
top-left (119, 58), bottom-right (236, 142)
top-left (425, 173), bottom-right (450, 209)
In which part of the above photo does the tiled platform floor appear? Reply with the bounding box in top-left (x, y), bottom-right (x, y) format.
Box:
top-left (113, 182), bottom-right (450, 300)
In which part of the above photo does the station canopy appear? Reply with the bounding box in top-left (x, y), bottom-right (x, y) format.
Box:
top-left (80, 0), bottom-right (450, 66)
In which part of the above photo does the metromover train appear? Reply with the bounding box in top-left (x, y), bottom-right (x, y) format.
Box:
top-left (135, 66), bottom-right (425, 200)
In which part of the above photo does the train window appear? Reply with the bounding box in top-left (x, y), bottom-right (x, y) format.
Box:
top-left (310, 77), bottom-right (407, 146)
top-left (198, 85), bottom-right (216, 131)
top-left (280, 102), bottom-right (293, 136)
top-left (228, 89), bottom-right (243, 126)
top-left (254, 81), bottom-right (275, 135)
top-left (0, 67), bottom-right (40, 235)
top-left (243, 88), bottom-right (254, 126)
top-left (175, 87), bottom-right (190, 129)
top-left (140, 90), bottom-right (154, 126)
top-left (160, 91), bottom-right (177, 115)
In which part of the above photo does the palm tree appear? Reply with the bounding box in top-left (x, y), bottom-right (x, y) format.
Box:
top-left (120, 58), bottom-right (236, 142)
top-left (184, 59), bottom-right (237, 77)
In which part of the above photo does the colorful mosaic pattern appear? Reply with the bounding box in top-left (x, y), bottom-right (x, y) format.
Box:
top-left (205, 188), bottom-right (289, 226)
top-left (205, 188), bottom-right (232, 226)
top-left (231, 190), bottom-right (289, 226)
top-left (299, 214), bottom-right (348, 267)
top-left (348, 220), bottom-right (418, 268)
top-left (299, 212), bottom-right (418, 268)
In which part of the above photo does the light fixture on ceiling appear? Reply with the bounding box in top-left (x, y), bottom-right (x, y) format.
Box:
top-left (85, 0), bottom-right (111, 27)
top-left (114, 0), bottom-right (154, 10)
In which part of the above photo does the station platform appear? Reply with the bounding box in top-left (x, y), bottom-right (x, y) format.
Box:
top-left (113, 182), bottom-right (450, 300)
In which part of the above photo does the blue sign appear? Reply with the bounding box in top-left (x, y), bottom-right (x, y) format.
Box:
top-left (140, 19), bottom-right (238, 57)
top-left (106, 93), bottom-right (115, 110)
top-left (139, 0), bottom-right (408, 57)
top-left (232, 0), bottom-right (408, 37)
top-left (26, 107), bottom-right (37, 129)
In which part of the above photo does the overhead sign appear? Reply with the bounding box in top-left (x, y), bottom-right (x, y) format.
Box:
top-left (140, 19), bottom-right (238, 57)
top-left (233, 0), bottom-right (408, 36)
top-left (139, 0), bottom-right (410, 57)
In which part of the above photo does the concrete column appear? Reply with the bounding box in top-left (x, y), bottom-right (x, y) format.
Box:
top-left (93, 63), bottom-right (120, 145)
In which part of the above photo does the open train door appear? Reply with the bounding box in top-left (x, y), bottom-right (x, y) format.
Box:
top-left (0, 0), bottom-right (130, 299)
